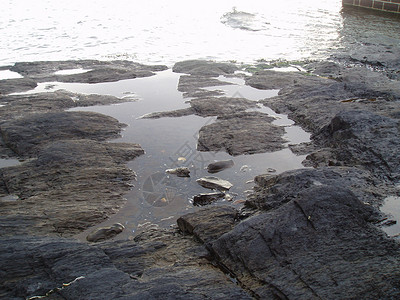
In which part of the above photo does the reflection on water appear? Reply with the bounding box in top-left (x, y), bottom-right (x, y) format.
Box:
top-left (380, 196), bottom-right (400, 239)
top-left (1, 0), bottom-right (342, 65)
top-left (25, 69), bottom-right (309, 240)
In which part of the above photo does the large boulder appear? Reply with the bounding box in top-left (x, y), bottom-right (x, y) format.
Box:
top-left (209, 185), bottom-right (400, 299)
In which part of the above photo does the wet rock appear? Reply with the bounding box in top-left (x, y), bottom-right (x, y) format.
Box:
top-left (165, 167), bottom-right (190, 177)
top-left (140, 107), bottom-right (194, 119)
top-left (193, 192), bottom-right (225, 206)
top-left (177, 206), bottom-right (238, 243)
top-left (207, 159), bottom-right (234, 173)
top-left (177, 74), bottom-right (234, 98)
top-left (0, 111), bottom-right (124, 157)
top-left (10, 60), bottom-right (167, 83)
top-left (190, 97), bottom-right (257, 117)
top-left (0, 139), bottom-right (143, 237)
top-left (0, 231), bottom-right (251, 299)
top-left (196, 176), bottom-right (233, 191)
top-left (86, 223), bottom-right (125, 242)
top-left (0, 90), bottom-right (135, 121)
top-left (173, 60), bottom-right (238, 76)
top-left (197, 112), bottom-right (286, 156)
top-left (248, 167), bottom-right (390, 210)
top-left (209, 185), bottom-right (400, 299)
top-left (142, 97), bottom-right (257, 119)
top-left (314, 110), bottom-right (400, 179)
top-left (0, 77), bottom-right (37, 94)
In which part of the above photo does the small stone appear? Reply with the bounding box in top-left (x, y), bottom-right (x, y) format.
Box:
top-left (166, 167), bottom-right (190, 177)
top-left (193, 192), bottom-right (225, 206)
top-left (196, 176), bottom-right (233, 191)
top-left (86, 223), bottom-right (125, 242)
top-left (207, 160), bottom-right (234, 173)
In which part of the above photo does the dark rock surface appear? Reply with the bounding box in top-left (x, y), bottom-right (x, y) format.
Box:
top-left (209, 184), bottom-right (400, 299)
top-left (258, 64), bottom-right (400, 179)
top-left (0, 90), bottom-right (136, 121)
top-left (173, 60), bottom-right (238, 76)
top-left (198, 112), bottom-right (286, 155)
top-left (0, 230), bottom-right (251, 300)
top-left (0, 139), bottom-right (143, 236)
top-left (193, 191), bottom-right (225, 206)
top-left (0, 111), bottom-right (125, 157)
top-left (177, 206), bottom-right (238, 243)
top-left (9, 60), bottom-right (167, 83)
top-left (86, 223), bottom-right (125, 242)
top-left (1, 57), bottom-right (400, 299)
top-left (0, 77), bottom-right (37, 95)
top-left (207, 159), bottom-right (234, 173)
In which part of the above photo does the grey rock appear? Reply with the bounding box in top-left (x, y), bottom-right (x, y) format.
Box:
top-left (197, 112), bottom-right (286, 156)
top-left (10, 60), bottom-right (167, 83)
top-left (177, 206), bottom-right (238, 243)
top-left (0, 90), bottom-right (136, 122)
top-left (0, 111), bottom-right (124, 157)
top-left (209, 185), bottom-right (400, 299)
top-left (0, 139), bottom-right (143, 237)
top-left (165, 167), bottom-right (190, 177)
top-left (86, 223), bottom-right (125, 242)
top-left (142, 97), bottom-right (257, 120)
top-left (247, 167), bottom-right (390, 210)
top-left (207, 159), bottom-right (234, 173)
top-left (0, 231), bottom-right (251, 299)
top-left (177, 75), bottom-right (234, 98)
top-left (173, 60), bottom-right (238, 76)
top-left (314, 109), bottom-right (400, 179)
top-left (196, 176), bottom-right (233, 191)
top-left (193, 192), bottom-right (225, 206)
top-left (0, 77), bottom-right (37, 94)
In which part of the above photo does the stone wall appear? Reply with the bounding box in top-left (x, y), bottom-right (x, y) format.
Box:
top-left (343, 0), bottom-right (400, 14)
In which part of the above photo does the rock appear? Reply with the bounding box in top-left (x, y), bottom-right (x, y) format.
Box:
top-left (207, 159), bottom-right (234, 173)
top-left (314, 109), bottom-right (400, 179)
top-left (177, 206), bottom-right (238, 243)
top-left (140, 107), bottom-right (195, 119)
top-left (86, 223), bottom-right (125, 242)
top-left (190, 97), bottom-right (257, 117)
top-left (0, 77), bottom-right (37, 94)
top-left (209, 185), bottom-right (400, 299)
top-left (196, 176), bottom-right (233, 191)
top-left (10, 60), bottom-right (167, 83)
top-left (173, 60), bottom-right (238, 76)
top-left (177, 75), bottom-right (234, 98)
top-left (165, 167), bottom-right (190, 177)
top-left (248, 167), bottom-right (390, 210)
top-left (193, 192), bottom-right (225, 206)
top-left (245, 70), bottom-right (313, 90)
top-left (0, 139), bottom-right (144, 237)
top-left (197, 112), bottom-right (286, 156)
top-left (0, 231), bottom-right (251, 299)
top-left (0, 90), bottom-right (136, 122)
top-left (0, 111), bottom-right (124, 157)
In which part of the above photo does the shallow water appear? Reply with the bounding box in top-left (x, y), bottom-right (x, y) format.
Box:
top-left (19, 69), bottom-right (310, 239)
top-left (380, 195), bottom-right (400, 239)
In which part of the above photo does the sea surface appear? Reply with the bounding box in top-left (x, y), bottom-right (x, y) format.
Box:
top-left (2, 0), bottom-right (345, 65)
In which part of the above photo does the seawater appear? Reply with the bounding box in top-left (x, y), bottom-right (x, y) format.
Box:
top-left (2, 0), bottom-right (343, 65)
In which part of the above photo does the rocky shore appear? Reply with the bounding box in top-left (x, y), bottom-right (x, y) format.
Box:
top-left (1, 54), bottom-right (400, 299)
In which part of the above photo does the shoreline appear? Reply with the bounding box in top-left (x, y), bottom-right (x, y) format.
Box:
top-left (1, 56), bottom-right (400, 298)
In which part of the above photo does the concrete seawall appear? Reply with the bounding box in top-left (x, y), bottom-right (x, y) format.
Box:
top-left (343, 0), bottom-right (400, 14)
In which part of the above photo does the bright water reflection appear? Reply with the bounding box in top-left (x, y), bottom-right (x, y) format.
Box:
top-left (1, 0), bottom-right (342, 65)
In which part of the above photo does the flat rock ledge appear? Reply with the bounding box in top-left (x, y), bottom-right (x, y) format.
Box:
top-left (0, 60), bottom-right (155, 236)
top-left (1, 59), bottom-right (400, 299)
